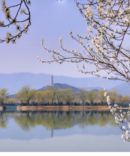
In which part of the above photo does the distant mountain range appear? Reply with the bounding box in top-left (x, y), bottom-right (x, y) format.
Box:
top-left (109, 82), bottom-right (130, 95)
top-left (0, 72), bottom-right (127, 95)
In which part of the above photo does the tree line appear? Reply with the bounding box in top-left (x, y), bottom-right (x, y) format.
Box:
top-left (0, 85), bottom-right (129, 106)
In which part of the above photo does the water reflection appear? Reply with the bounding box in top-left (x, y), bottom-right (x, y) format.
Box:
top-left (0, 111), bottom-right (119, 139)
top-left (13, 111), bottom-right (117, 132)
top-left (0, 112), bottom-right (8, 129)
top-left (0, 111), bottom-right (127, 151)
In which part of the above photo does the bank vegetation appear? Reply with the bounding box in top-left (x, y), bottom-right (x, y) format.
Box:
top-left (0, 85), bottom-right (130, 106)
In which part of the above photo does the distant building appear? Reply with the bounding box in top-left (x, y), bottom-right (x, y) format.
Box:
top-left (50, 75), bottom-right (54, 86)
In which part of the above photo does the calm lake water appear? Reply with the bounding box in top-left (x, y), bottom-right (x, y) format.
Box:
top-left (0, 111), bottom-right (129, 152)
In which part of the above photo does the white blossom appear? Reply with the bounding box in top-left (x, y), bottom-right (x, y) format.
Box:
top-left (41, 38), bottom-right (44, 45)
top-left (122, 126), bottom-right (126, 130)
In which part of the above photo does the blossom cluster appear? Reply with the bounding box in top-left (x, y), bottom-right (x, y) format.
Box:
top-left (104, 88), bottom-right (130, 142)
top-left (37, 0), bottom-right (130, 83)
top-left (0, 0), bottom-right (31, 44)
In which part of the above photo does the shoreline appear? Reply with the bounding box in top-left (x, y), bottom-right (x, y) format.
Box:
top-left (1, 105), bottom-right (130, 112)
top-left (17, 106), bottom-right (130, 111)
top-left (0, 106), bottom-right (4, 111)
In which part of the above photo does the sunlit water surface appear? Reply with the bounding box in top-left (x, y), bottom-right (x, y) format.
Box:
top-left (0, 111), bottom-right (129, 152)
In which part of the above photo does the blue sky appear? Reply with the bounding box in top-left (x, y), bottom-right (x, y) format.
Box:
top-left (0, 0), bottom-right (95, 78)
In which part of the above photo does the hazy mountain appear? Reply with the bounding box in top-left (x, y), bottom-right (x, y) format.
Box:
top-left (109, 82), bottom-right (130, 95)
top-left (38, 83), bottom-right (79, 92)
top-left (0, 72), bottom-right (124, 94)
top-left (85, 87), bottom-right (103, 91)
top-left (91, 89), bottom-right (100, 92)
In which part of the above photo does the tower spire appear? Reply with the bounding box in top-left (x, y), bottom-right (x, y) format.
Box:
top-left (51, 75), bottom-right (53, 86)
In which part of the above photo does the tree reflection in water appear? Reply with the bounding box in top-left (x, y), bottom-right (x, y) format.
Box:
top-left (0, 112), bottom-right (8, 128)
top-left (14, 111), bottom-right (117, 137)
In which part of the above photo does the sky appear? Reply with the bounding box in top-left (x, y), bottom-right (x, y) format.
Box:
top-left (0, 0), bottom-right (100, 78)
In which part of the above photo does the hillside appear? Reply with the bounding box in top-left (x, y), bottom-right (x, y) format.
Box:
top-left (85, 87), bottom-right (103, 91)
top-left (38, 83), bottom-right (79, 92)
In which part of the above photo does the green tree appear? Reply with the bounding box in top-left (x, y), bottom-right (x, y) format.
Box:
top-left (87, 91), bottom-right (96, 105)
top-left (117, 94), bottom-right (128, 105)
top-left (35, 91), bottom-right (46, 105)
top-left (5, 98), bottom-right (17, 104)
top-left (55, 89), bottom-right (64, 104)
top-left (77, 89), bottom-right (87, 106)
top-left (97, 90), bottom-right (106, 105)
top-left (0, 88), bottom-right (8, 105)
top-left (109, 90), bottom-right (118, 104)
top-left (44, 90), bottom-right (57, 105)
top-left (62, 89), bottom-right (74, 106)
top-left (15, 86), bottom-right (36, 104)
